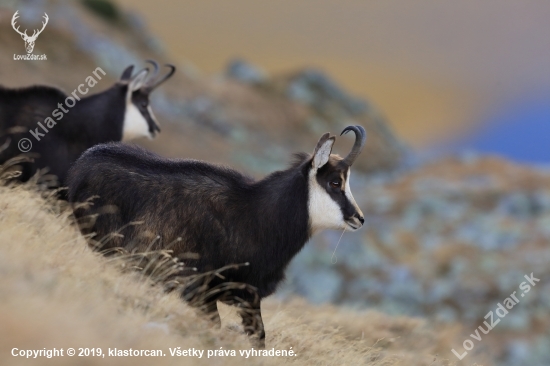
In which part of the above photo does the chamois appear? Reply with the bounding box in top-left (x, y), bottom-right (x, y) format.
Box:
top-left (67, 126), bottom-right (366, 347)
top-left (0, 60), bottom-right (175, 187)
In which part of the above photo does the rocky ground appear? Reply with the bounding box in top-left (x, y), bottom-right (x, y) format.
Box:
top-left (283, 156), bottom-right (550, 365)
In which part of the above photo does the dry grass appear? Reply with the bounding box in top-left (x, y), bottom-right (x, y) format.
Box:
top-left (0, 183), bottom-right (485, 365)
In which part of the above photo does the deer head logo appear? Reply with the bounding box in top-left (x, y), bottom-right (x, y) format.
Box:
top-left (11, 11), bottom-right (49, 54)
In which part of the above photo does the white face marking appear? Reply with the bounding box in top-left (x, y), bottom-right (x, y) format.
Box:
top-left (122, 102), bottom-right (151, 141)
top-left (122, 69), bottom-right (156, 141)
top-left (308, 166), bottom-right (364, 235)
top-left (308, 167), bottom-right (346, 235)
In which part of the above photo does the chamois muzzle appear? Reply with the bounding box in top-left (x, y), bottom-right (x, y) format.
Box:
top-left (144, 60), bottom-right (176, 92)
top-left (340, 125), bottom-right (366, 166)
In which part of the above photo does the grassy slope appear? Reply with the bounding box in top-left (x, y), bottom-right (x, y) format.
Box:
top-left (0, 184), bottom-right (478, 366)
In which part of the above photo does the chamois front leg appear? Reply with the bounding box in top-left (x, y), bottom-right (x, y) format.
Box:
top-left (238, 298), bottom-right (265, 348)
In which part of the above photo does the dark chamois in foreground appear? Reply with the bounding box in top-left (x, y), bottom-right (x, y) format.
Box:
top-left (0, 60), bottom-right (174, 186)
top-left (68, 126), bottom-right (366, 347)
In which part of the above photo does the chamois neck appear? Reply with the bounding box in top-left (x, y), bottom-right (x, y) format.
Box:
top-left (251, 164), bottom-right (312, 261)
top-left (69, 85), bottom-right (126, 143)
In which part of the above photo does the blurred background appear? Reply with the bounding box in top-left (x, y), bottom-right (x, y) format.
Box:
top-left (1, 0), bottom-right (550, 365)
top-left (120, 0), bottom-right (550, 164)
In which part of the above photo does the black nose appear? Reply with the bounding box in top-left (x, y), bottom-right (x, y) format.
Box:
top-left (357, 215), bottom-right (364, 224)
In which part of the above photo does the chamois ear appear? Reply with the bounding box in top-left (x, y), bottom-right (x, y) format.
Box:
top-left (128, 69), bottom-right (148, 92)
top-left (312, 133), bottom-right (335, 169)
top-left (120, 65), bottom-right (134, 82)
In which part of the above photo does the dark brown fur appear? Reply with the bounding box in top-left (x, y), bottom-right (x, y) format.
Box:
top-left (67, 127), bottom-right (365, 347)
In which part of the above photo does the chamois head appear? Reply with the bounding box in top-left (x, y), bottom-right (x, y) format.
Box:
top-left (308, 125), bottom-right (366, 233)
top-left (118, 60), bottom-right (175, 141)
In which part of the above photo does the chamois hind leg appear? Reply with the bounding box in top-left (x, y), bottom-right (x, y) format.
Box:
top-left (238, 297), bottom-right (265, 349)
top-left (181, 282), bottom-right (221, 328)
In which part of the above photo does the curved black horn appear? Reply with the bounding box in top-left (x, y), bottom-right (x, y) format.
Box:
top-left (146, 64), bottom-right (176, 91)
top-left (340, 125), bottom-right (366, 166)
top-left (145, 59), bottom-right (160, 87)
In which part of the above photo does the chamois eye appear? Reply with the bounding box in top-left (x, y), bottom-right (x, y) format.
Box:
top-left (329, 181), bottom-right (340, 189)
top-left (141, 101), bottom-right (147, 108)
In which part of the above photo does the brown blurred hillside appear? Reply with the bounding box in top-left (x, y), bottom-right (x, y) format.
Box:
top-left (0, 1), bottom-right (403, 174)
top-left (117, 0), bottom-right (550, 148)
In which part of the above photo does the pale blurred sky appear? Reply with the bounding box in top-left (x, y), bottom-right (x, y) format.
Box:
top-left (117, 0), bottom-right (550, 147)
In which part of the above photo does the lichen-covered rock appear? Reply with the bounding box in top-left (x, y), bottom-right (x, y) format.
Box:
top-left (225, 59), bottom-right (267, 85)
